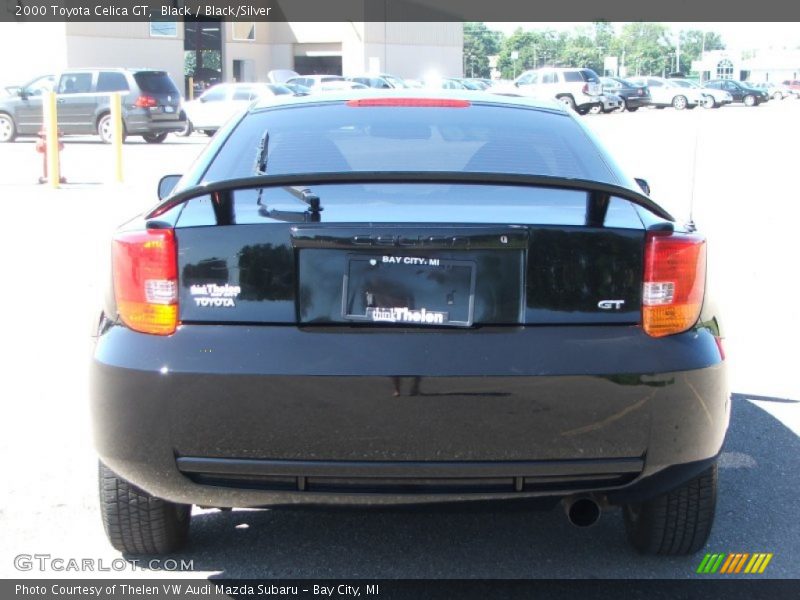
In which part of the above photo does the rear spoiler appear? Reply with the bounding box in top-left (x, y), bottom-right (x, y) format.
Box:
top-left (146, 171), bottom-right (674, 225)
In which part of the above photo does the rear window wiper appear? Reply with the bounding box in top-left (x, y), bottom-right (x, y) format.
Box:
top-left (253, 131), bottom-right (323, 222)
top-left (257, 185), bottom-right (324, 223)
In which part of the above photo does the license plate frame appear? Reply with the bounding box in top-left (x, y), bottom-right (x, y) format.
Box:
top-left (342, 254), bottom-right (477, 327)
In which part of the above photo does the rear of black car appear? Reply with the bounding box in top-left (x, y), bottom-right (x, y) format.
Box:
top-left (123, 70), bottom-right (185, 135)
top-left (601, 77), bottom-right (651, 111)
top-left (91, 94), bottom-right (728, 556)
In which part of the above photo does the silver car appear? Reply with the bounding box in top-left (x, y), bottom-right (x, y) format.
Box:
top-left (627, 76), bottom-right (705, 110)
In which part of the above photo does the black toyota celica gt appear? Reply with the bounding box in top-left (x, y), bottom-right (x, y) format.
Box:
top-left (91, 90), bottom-right (728, 556)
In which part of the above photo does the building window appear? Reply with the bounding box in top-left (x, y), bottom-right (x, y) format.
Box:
top-left (150, 21), bottom-right (178, 37)
top-left (232, 22), bottom-right (255, 41)
top-left (716, 59), bottom-right (734, 79)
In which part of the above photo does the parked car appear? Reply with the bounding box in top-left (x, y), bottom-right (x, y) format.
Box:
top-left (267, 69), bottom-right (299, 84)
top-left (465, 78), bottom-right (493, 89)
top-left (512, 67), bottom-right (603, 114)
top-left (599, 77), bottom-right (651, 112)
top-left (420, 77), bottom-right (467, 90)
top-left (312, 81), bottom-right (369, 94)
top-left (781, 80), bottom-right (800, 97)
top-left (747, 81), bottom-right (792, 100)
top-left (588, 93), bottom-right (623, 114)
top-left (627, 76), bottom-right (703, 110)
top-left (459, 79), bottom-right (487, 91)
top-left (703, 80), bottom-right (769, 107)
top-left (180, 83), bottom-right (295, 137)
top-left (346, 74), bottom-right (408, 89)
top-left (282, 82), bottom-right (312, 96)
top-left (93, 90), bottom-right (728, 557)
top-left (285, 75), bottom-right (346, 90)
top-left (0, 68), bottom-right (185, 143)
top-left (670, 79), bottom-right (732, 109)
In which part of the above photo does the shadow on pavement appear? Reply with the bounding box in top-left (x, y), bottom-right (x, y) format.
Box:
top-left (128, 394), bottom-right (799, 578)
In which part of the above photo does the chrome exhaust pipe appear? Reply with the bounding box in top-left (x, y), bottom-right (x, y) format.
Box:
top-left (563, 496), bottom-right (601, 528)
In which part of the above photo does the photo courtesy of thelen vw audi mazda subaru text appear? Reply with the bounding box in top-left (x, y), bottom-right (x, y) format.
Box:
top-left (91, 90), bottom-right (728, 556)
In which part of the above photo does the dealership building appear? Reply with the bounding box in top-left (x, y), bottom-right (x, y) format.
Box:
top-left (0, 21), bottom-right (463, 93)
top-left (692, 49), bottom-right (800, 83)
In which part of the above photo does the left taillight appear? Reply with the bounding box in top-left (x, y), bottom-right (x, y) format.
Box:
top-left (112, 228), bottom-right (178, 336)
top-left (642, 231), bottom-right (706, 338)
top-left (134, 95), bottom-right (158, 108)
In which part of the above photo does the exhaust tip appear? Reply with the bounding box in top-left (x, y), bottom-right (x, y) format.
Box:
top-left (565, 497), bottom-right (601, 528)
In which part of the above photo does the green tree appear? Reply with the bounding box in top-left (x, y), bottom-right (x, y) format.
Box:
top-left (497, 28), bottom-right (569, 79)
top-left (462, 22), bottom-right (503, 78)
top-left (618, 23), bottom-right (674, 76)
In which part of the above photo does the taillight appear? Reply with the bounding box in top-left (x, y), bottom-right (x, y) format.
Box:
top-left (346, 98), bottom-right (470, 108)
top-left (582, 83), bottom-right (589, 94)
top-left (642, 231), bottom-right (706, 338)
top-left (112, 229), bottom-right (178, 335)
top-left (134, 95), bottom-right (158, 108)
top-left (637, 88), bottom-right (644, 96)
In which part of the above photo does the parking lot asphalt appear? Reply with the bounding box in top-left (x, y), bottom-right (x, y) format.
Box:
top-left (0, 99), bottom-right (798, 579)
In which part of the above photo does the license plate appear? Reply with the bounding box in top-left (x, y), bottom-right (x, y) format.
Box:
top-left (165, 106), bottom-right (175, 113)
top-left (343, 255), bottom-right (476, 327)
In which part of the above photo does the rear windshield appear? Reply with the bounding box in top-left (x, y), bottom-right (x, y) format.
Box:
top-left (133, 71), bottom-right (179, 95)
top-left (202, 102), bottom-right (617, 184)
top-left (564, 70), bottom-right (599, 83)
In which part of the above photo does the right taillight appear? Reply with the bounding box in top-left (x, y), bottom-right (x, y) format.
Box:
top-left (642, 231), bottom-right (706, 338)
top-left (112, 228), bottom-right (178, 336)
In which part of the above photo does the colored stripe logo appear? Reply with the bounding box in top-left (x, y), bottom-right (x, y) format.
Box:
top-left (697, 553), bottom-right (773, 574)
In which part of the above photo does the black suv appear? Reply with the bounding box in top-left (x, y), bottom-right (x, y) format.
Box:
top-left (0, 68), bottom-right (186, 143)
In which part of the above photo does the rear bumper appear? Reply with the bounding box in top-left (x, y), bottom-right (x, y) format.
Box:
top-left (91, 323), bottom-right (729, 508)
top-left (621, 96), bottom-right (650, 109)
top-left (124, 110), bottom-right (186, 134)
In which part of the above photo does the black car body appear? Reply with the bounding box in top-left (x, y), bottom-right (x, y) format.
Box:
top-left (0, 68), bottom-right (186, 143)
top-left (600, 77), bottom-right (651, 111)
top-left (704, 79), bottom-right (769, 106)
top-left (92, 91), bottom-right (729, 556)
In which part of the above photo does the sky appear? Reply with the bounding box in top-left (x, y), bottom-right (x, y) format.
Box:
top-left (486, 23), bottom-right (800, 53)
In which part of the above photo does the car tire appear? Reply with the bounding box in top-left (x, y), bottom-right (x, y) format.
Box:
top-left (672, 95), bottom-right (688, 110)
top-left (97, 114), bottom-right (126, 144)
top-left (557, 95), bottom-right (577, 111)
top-left (98, 462), bottom-right (191, 555)
top-left (177, 119), bottom-right (193, 137)
top-left (744, 94), bottom-right (757, 107)
top-left (702, 96), bottom-right (716, 109)
top-left (589, 104), bottom-right (602, 115)
top-left (625, 105), bottom-right (639, 112)
top-left (623, 463), bottom-right (717, 555)
top-left (203, 130), bottom-right (217, 137)
top-left (142, 132), bottom-right (168, 144)
top-left (0, 113), bottom-right (17, 143)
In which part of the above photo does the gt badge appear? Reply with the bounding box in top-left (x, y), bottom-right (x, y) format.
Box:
top-left (598, 299), bottom-right (625, 310)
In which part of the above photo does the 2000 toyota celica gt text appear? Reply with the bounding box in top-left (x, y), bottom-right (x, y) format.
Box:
top-left (91, 91), bottom-right (729, 556)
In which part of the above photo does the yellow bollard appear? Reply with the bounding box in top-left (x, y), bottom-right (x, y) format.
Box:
top-left (110, 92), bottom-right (124, 183)
top-left (44, 91), bottom-right (60, 189)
